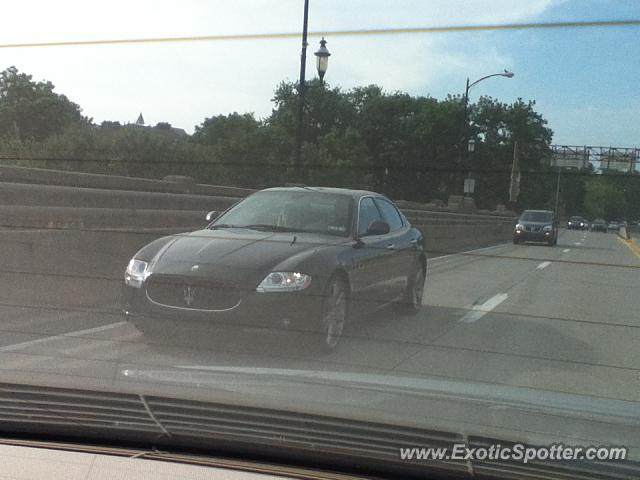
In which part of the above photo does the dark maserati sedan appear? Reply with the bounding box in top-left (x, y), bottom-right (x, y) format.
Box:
top-left (123, 187), bottom-right (427, 350)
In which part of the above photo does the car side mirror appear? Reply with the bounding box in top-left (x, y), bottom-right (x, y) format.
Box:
top-left (365, 220), bottom-right (390, 236)
top-left (205, 210), bottom-right (219, 222)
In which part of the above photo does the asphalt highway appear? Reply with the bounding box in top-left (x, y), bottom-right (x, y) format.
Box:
top-left (0, 227), bottom-right (638, 453)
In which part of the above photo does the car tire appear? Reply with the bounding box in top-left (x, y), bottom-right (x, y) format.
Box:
top-left (316, 276), bottom-right (349, 351)
top-left (513, 238), bottom-right (520, 245)
top-left (396, 266), bottom-right (426, 315)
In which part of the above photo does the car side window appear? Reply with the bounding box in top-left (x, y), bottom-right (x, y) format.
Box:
top-left (358, 197), bottom-right (383, 236)
top-left (374, 198), bottom-right (404, 232)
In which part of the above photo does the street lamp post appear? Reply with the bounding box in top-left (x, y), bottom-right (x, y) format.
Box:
top-left (293, 0), bottom-right (331, 181)
top-left (459, 70), bottom-right (514, 195)
top-left (293, 0), bottom-right (310, 180)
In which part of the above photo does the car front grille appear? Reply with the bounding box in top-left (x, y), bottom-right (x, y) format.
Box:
top-left (146, 275), bottom-right (242, 311)
top-left (525, 225), bottom-right (541, 232)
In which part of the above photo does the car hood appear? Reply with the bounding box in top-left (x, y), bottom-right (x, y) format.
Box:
top-left (148, 228), bottom-right (346, 285)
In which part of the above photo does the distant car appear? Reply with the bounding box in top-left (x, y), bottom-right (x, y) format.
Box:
top-left (567, 216), bottom-right (588, 230)
top-left (608, 221), bottom-right (620, 231)
top-left (514, 210), bottom-right (558, 246)
top-left (591, 218), bottom-right (607, 232)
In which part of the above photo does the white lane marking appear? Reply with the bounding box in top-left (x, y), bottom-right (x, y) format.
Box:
top-left (574, 242), bottom-right (582, 246)
top-left (430, 242), bottom-right (510, 264)
top-left (536, 261), bottom-right (551, 270)
top-left (0, 321), bottom-right (127, 353)
top-left (563, 248), bottom-right (571, 253)
top-left (458, 293), bottom-right (508, 323)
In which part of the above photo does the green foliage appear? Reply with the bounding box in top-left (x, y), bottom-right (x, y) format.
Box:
top-left (7, 67), bottom-right (628, 216)
top-left (2, 124), bottom-right (222, 183)
top-left (0, 66), bottom-right (84, 141)
top-left (584, 172), bottom-right (640, 221)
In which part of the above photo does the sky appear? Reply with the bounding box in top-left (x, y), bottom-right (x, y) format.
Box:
top-left (0, 0), bottom-right (638, 146)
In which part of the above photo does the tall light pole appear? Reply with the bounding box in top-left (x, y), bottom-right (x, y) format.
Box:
top-left (293, 0), bottom-right (331, 181)
top-left (459, 70), bottom-right (514, 195)
top-left (293, 0), bottom-right (310, 180)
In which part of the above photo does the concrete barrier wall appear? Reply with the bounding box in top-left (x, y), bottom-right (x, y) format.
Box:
top-left (0, 211), bottom-right (513, 309)
top-left (0, 169), bottom-right (516, 266)
top-left (0, 182), bottom-right (240, 211)
top-left (617, 226), bottom-right (630, 240)
top-left (0, 205), bottom-right (513, 262)
top-left (0, 205), bottom-right (209, 230)
top-left (0, 164), bottom-right (254, 197)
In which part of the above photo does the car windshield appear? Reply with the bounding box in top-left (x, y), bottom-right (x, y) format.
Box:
top-left (2, 1), bottom-right (640, 478)
top-left (212, 190), bottom-right (352, 236)
top-left (520, 211), bottom-right (553, 222)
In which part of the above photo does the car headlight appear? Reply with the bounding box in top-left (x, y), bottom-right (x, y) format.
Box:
top-left (125, 259), bottom-right (150, 288)
top-left (256, 272), bottom-right (312, 293)
top-left (543, 225), bottom-right (553, 231)
top-left (515, 223), bottom-right (524, 231)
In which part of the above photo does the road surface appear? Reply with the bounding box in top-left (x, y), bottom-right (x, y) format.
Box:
top-left (0, 227), bottom-right (638, 450)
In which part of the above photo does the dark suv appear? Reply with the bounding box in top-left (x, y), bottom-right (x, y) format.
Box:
top-left (514, 210), bottom-right (558, 246)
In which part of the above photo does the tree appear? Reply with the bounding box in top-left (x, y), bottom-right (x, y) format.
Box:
top-left (100, 120), bottom-right (121, 128)
top-left (470, 97), bottom-right (554, 209)
top-left (584, 175), bottom-right (627, 220)
top-left (193, 112), bottom-right (260, 145)
top-left (0, 66), bottom-right (84, 140)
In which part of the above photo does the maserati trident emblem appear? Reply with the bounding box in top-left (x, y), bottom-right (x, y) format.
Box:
top-left (183, 285), bottom-right (196, 306)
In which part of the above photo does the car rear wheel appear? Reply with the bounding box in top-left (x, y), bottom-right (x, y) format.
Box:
top-left (318, 277), bottom-right (348, 351)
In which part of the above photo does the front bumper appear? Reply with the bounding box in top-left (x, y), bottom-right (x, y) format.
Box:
top-left (123, 279), bottom-right (326, 332)
top-left (514, 229), bottom-right (554, 243)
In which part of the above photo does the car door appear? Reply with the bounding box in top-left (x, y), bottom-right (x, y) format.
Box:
top-left (349, 197), bottom-right (395, 313)
top-left (374, 197), bottom-right (415, 300)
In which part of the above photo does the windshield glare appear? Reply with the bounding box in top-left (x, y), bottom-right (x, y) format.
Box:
top-left (520, 211), bottom-right (553, 223)
top-left (2, 1), bottom-right (640, 476)
top-left (213, 191), bottom-right (352, 236)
